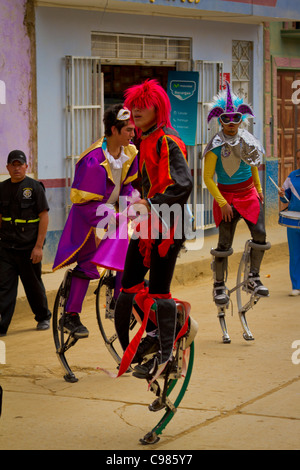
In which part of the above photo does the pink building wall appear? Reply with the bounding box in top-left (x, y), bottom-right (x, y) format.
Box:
top-left (0, 0), bottom-right (36, 175)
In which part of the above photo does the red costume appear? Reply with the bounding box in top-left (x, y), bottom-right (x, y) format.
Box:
top-left (114, 80), bottom-right (193, 378)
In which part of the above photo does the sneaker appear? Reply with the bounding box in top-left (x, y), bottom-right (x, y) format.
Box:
top-left (213, 282), bottom-right (230, 305)
top-left (60, 313), bottom-right (89, 339)
top-left (247, 273), bottom-right (269, 297)
top-left (131, 334), bottom-right (160, 364)
top-left (36, 319), bottom-right (50, 331)
top-left (290, 289), bottom-right (300, 296)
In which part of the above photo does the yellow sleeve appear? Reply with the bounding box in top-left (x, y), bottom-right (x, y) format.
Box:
top-left (251, 167), bottom-right (262, 194)
top-left (203, 151), bottom-right (228, 208)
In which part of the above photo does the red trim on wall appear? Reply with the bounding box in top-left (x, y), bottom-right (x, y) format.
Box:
top-left (40, 178), bottom-right (69, 188)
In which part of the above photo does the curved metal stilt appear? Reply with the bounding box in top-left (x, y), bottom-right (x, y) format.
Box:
top-left (217, 306), bottom-right (231, 344)
top-left (96, 270), bottom-right (137, 369)
top-left (239, 310), bottom-right (255, 341)
top-left (236, 240), bottom-right (257, 341)
top-left (140, 304), bottom-right (197, 445)
top-left (52, 270), bottom-right (79, 383)
top-left (140, 340), bottom-right (195, 445)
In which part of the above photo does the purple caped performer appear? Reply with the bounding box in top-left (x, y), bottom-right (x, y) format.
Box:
top-left (52, 104), bottom-right (139, 339)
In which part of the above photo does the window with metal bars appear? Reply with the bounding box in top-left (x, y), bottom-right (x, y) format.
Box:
top-left (91, 32), bottom-right (191, 65)
top-left (232, 40), bottom-right (253, 105)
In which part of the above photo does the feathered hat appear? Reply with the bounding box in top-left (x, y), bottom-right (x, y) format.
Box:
top-left (207, 81), bottom-right (254, 123)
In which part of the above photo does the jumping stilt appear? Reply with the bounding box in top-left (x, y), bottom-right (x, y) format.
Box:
top-left (217, 306), bottom-right (231, 344)
top-left (52, 269), bottom-right (79, 383)
top-left (139, 302), bottom-right (197, 445)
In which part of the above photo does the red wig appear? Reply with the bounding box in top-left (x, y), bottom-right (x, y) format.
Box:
top-left (124, 79), bottom-right (172, 132)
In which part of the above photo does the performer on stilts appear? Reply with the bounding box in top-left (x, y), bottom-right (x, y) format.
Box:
top-left (203, 82), bottom-right (270, 306)
top-left (52, 104), bottom-right (139, 339)
top-left (114, 79), bottom-right (193, 380)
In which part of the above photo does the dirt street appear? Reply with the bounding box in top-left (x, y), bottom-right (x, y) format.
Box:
top-left (0, 245), bottom-right (299, 450)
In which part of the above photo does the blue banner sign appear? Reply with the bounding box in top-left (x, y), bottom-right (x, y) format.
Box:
top-left (167, 71), bottom-right (199, 146)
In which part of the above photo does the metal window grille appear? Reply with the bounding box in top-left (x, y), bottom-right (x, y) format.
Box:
top-left (232, 40), bottom-right (253, 103)
top-left (194, 60), bottom-right (223, 229)
top-left (65, 56), bottom-right (104, 216)
top-left (91, 33), bottom-right (191, 65)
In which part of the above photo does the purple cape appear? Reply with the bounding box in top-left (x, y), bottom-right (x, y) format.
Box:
top-left (52, 138), bottom-right (138, 271)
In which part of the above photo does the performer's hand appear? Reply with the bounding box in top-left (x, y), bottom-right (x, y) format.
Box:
top-left (136, 199), bottom-right (151, 212)
top-left (221, 203), bottom-right (233, 222)
top-left (278, 187), bottom-right (286, 199)
top-left (258, 192), bottom-right (264, 203)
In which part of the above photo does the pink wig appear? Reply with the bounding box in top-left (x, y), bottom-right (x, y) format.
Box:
top-left (124, 79), bottom-right (172, 132)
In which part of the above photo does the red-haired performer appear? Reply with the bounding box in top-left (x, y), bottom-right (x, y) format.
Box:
top-left (114, 79), bottom-right (193, 380)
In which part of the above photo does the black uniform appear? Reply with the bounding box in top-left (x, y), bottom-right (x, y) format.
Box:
top-left (0, 176), bottom-right (51, 335)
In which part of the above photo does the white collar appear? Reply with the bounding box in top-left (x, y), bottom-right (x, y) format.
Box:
top-left (105, 147), bottom-right (129, 170)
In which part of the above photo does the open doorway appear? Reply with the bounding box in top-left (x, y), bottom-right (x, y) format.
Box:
top-left (102, 64), bottom-right (175, 108)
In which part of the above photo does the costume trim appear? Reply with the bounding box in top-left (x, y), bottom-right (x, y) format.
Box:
top-left (218, 177), bottom-right (254, 193)
top-left (52, 226), bottom-right (94, 272)
top-left (123, 172), bottom-right (138, 186)
top-left (70, 188), bottom-right (104, 205)
top-left (76, 137), bottom-right (105, 165)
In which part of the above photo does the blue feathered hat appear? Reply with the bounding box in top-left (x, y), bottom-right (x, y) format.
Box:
top-left (207, 81), bottom-right (254, 123)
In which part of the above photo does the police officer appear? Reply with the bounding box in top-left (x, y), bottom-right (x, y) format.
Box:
top-left (0, 150), bottom-right (51, 336)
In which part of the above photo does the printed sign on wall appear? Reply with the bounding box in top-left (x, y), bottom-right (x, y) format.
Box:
top-left (167, 71), bottom-right (199, 146)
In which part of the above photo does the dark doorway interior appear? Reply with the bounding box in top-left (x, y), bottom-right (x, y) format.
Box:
top-left (103, 64), bottom-right (175, 108)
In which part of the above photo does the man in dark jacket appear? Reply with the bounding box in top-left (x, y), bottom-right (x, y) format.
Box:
top-left (0, 150), bottom-right (51, 336)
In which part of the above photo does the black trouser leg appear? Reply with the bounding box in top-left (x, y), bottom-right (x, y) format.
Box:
top-left (244, 201), bottom-right (267, 274)
top-left (114, 291), bottom-right (136, 352)
top-left (0, 248), bottom-right (19, 334)
top-left (215, 202), bottom-right (267, 280)
top-left (115, 237), bottom-right (182, 360)
top-left (18, 253), bottom-right (51, 323)
top-left (215, 207), bottom-right (240, 282)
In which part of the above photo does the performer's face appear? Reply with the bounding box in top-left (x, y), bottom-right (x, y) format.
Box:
top-left (132, 106), bottom-right (157, 132)
top-left (220, 112), bottom-right (242, 137)
top-left (7, 161), bottom-right (28, 183)
top-left (113, 122), bottom-right (135, 146)
top-left (221, 121), bottom-right (240, 137)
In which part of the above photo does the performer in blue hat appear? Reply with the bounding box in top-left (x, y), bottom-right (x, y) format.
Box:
top-left (203, 82), bottom-right (270, 306)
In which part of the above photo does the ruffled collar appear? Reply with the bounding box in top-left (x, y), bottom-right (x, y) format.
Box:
top-left (102, 139), bottom-right (129, 169)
